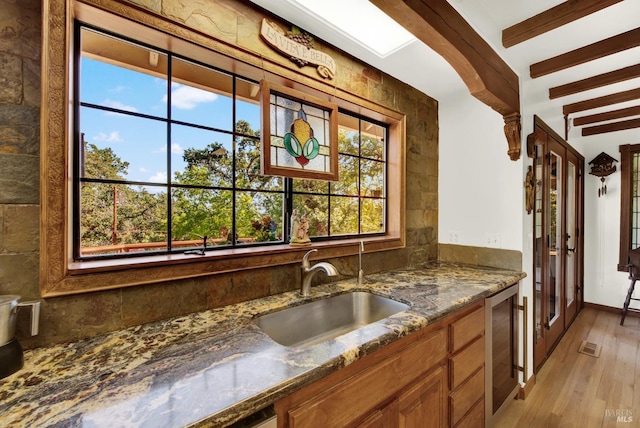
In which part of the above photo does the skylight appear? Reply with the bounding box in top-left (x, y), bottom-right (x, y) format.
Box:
top-left (287, 0), bottom-right (416, 58)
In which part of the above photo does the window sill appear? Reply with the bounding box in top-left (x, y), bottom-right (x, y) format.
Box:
top-left (46, 236), bottom-right (403, 297)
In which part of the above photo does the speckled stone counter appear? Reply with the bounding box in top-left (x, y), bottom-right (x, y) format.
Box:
top-left (0, 262), bottom-right (525, 427)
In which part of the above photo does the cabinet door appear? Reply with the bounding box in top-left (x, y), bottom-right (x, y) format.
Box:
top-left (284, 329), bottom-right (446, 428)
top-left (358, 402), bottom-right (398, 428)
top-left (398, 365), bottom-right (447, 428)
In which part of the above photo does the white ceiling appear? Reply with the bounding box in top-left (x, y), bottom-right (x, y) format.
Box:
top-left (450, 0), bottom-right (640, 137)
top-left (250, 0), bottom-right (640, 141)
top-left (248, 0), bottom-right (467, 100)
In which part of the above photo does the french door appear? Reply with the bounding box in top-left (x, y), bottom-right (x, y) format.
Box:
top-left (545, 138), bottom-right (565, 350)
top-left (532, 117), bottom-right (584, 371)
top-left (565, 150), bottom-right (581, 325)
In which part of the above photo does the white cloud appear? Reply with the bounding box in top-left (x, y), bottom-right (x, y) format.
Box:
top-left (171, 143), bottom-right (184, 154)
top-left (103, 99), bottom-right (139, 113)
top-left (163, 84), bottom-right (217, 110)
top-left (93, 131), bottom-right (123, 143)
top-left (139, 167), bottom-right (149, 173)
top-left (112, 85), bottom-right (127, 93)
top-left (148, 171), bottom-right (167, 183)
top-left (154, 143), bottom-right (184, 155)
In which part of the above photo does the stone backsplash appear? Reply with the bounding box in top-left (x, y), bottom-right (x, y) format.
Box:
top-left (439, 243), bottom-right (522, 271)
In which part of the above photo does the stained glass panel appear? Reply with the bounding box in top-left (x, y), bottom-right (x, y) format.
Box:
top-left (261, 80), bottom-right (338, 181)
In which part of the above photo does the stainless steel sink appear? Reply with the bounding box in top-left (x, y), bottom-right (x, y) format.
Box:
top-left (254, 291), bottom-right (410, 347)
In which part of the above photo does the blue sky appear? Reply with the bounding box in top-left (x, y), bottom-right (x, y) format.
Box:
top-left (80, 57), bottom-right (261, 184)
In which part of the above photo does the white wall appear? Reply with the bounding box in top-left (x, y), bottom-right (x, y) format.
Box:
top-left (576, 128), bottom-right (640, 310)
top-left (438, 91), bottom-right (523, 251)
top-left (438, 88), bottom-right (530, 382)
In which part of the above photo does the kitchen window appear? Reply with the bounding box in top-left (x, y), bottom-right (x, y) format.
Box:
top-left (38, 1), bottom-right (406, 297)
top-left (75, 25), bottom-right (387, 260)
top-left (618, 144), bottom-right (640, 270)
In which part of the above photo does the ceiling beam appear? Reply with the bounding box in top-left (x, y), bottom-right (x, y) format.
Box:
top-left (563, 87), bottom-right (640, 115)
top-left (582, 117), bottom-right (640, 136)
top-left (371, 0), bottom-right (522, 160)
top-left (502, 0), bottom-right (623, 48)
top-left (549, 64), bottom-right (640, 99)
top-left (531, 27), bottom-right (640, 78)
top-left (574, 105), bottom-right (640, 126)
top-left (371, 0), bottom-right (519, 115)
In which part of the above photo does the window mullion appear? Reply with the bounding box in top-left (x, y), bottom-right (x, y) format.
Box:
top-left (72, 22), bottom-right (83, 260)
top-left (73, 23), bottom-right (389, 261)
top-left (167, 54), bottom-right (173, 252)
top-left (358, 118), bottom-right (362, 235)
top-left (231, 77), bottom-right (237, 247)
top-left (284, 178), bottom-right (293, 243)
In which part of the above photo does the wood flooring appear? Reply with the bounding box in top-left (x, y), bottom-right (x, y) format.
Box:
top-left (493, 308), bottom-right (640, 427)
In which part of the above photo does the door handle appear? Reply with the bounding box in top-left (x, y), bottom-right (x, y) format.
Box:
top-left (567, 247), bottom-right (575, 254)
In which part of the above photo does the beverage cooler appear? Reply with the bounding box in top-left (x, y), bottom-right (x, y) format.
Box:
top-left (485, 283), bottom-right (522, 426)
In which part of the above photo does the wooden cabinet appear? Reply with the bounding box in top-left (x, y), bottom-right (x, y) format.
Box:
top-left (397, 365), bottom-right (447, 428)
top-left (359, 407), bottom-right (394, 428)
top-left (275, 301), bottom-right (484, 428)
top-left (448, 305), bottom-right (485, 427)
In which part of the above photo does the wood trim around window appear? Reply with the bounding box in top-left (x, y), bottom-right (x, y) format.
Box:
top-left (40, 0), bottom-right (407, 297)
top-left (618, 143), bottom-right (640, 271)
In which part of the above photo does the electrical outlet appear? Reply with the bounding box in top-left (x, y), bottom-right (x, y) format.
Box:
top-left (485, 233), bottom-right (501, 248)
top-left (448, 231), bottom-right (460, 244)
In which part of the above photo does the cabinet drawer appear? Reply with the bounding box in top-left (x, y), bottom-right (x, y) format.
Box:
top-left (449, 306), bottom-right (484, 353)
top-left (449, 367), bottom-right (484, 427)
top-left (454, 398), bottom-right (484, 428)
top-left (449, 335), bottom-right (484, 390)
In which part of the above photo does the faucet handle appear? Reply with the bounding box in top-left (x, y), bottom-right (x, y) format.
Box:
top-left (302, 249), bottom-right (318, 268)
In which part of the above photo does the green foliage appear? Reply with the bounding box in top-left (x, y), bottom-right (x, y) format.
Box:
top-left (84, 143), bottom-right (129, 179)
top-left (80, 143), bottom-right (166, 251)
top-left (293, 129), bottom-right (385, 238)
top-left (80, 121), bottom-right (385, 254)
top-left (172, 120), bottom-right (282, 243)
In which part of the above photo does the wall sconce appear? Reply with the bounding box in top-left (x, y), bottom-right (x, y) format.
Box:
top-left (589, 152), bottom-right (618, 197)
top-left (524, 165), bottom-right (535, 214)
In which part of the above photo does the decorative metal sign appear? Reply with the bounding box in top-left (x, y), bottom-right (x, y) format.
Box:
top-left (260, 18), bottom-right (336, 80)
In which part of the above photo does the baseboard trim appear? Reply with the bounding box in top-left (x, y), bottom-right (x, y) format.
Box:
top-left (518, 374), bottom-right (536, 400)
top-left (584, 302), bottom-right (640, 319)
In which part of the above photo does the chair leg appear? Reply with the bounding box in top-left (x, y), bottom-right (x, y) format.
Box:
top-left (621, 279), bottom-right (636, 326)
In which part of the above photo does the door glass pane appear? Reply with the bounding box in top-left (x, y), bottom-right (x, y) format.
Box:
top-left (566, 161), bottom-right (576, 307)
top-left (534, 144), bottom-right (544, 343)
top-left (547, 151), bottom-right (562, 327)
top-left (492, 295), bottom-right (518, 413)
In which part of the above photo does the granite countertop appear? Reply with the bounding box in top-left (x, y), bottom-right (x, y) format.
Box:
top-left (0, 262), bottom-right (525, 427)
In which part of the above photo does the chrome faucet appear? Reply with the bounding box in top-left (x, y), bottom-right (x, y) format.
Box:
top-left (301, 249), bottom-right (338, 297)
